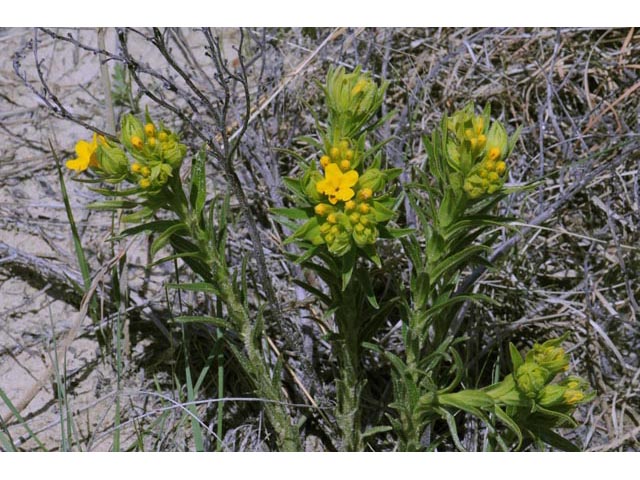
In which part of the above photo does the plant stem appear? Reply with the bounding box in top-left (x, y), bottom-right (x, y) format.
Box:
top-left (171, 179), bottom-right (300, 451)
top-left (334, 282), bottom-right (364, 451)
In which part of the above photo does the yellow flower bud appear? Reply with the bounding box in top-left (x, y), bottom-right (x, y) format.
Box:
top-left (475, 117), bottom-right (484, 134)
top-left (360, 216), bottom-right (369, 226)
top-left (465, 129), bottom-right (474, 139)
top-left (319, 223), bottom-right (332, 234)
top-left (344, 200), bottom-right (356, 211)
top-left (144, 123), bottom-right (155, 137)
top-left (355, 224), bottom-right (365, 233)
top-left (320, 155), bottom-right (331, 168)
top-left (495, 161), bottom-right (507, 175)
top-left (488, 172), bottom-right (499, 182)
top-left (314, 204), bottom-right (330, 216)
top-left (324, 233), bottom-right (335, 243)
top-left (485, 160), bottom-right (496, 172)
top-left (358, 188), bottom-right (373, 201)
top-left (131, 136), bottom-right (143, 150)
top-left (563, 389), bottom-right (585, 405)
top-left (141, 166), bottom-right (151, 177)
top-left (340, 160), bottom-right (351, 171)
top-left (330, 147), bottom-right (340, 159)
top-left (351, 79), bottom-right (367, 96)
top-left (477, 134), bottom-right (486, 148)
top-left (345, 150), bottom-right (354, 160)
top-left (565, 379), bottom-right (580, 390)
top-left (469, 137), bottom-right (478, 149)
top-left (515, 362), bottom-right (549, 398)
top-left (349, 213), bottom-right (360, 224)
top-left (131, 163), bottom-right (142, 173)
top-left (148, 137), bottom-right (157, 147)
top-left (339, 140), bottom-right (349, 150)
top-left (158, 131), bottom-right (168, 142)
top-left (327, 213), bottom-right (337, 224)
top-left (330, 225), bottom-right (340, 235)
top-left (488, 147), bottom-right (501, 161)
top-left (359, 203), bottom-right (370, 214)
top-left (139, 178), bottom-right (151, 188)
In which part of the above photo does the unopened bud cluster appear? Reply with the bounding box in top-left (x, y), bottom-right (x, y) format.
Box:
top-left (513, 337), bottom-right (592, 409)
top-left (445, 104), bottom-right (512, 199)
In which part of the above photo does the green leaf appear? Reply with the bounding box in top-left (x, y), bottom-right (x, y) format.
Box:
top-left (190, 147), bottom-right (207, 218)
top-left (270, 207), bottom-right (312, 221)
top-left (509, 343), bottom-right (524, 372)
top-left (493, 405), bottom-right (523, 450)
top-left (89, 186), bottom-right (144, 197)
top-left (0, 430), bottom-right (16, 452)
top-left (372, 201), bottom-right (395, 223)
top-left (166, 282), bottom-right (218, 294)
top-left (150, 223), bottom-right (189, 257)
top-left (170, 236), bottom-right (212, 281)
top-left (121, 206), bottom-right (154, 223)
top-left (359, 244), bottom-right (381, 268)
top-left (118, 219), bottom-right (183, 239)
top-left (533, 428), bottom-right (580, 452)
top-left (285, 217), bottom-right (320, 245)
top-left (341, 247), bottom-right (357, 291)
top-left (292, 278), bottom-right (332, 306)
top-left (293, 245), bottom-right (320, 265)
top-left (429, 244), bottom-right (489, 283)
top-left (87, 199), bottom-right (139, 211)
top-left (437, 407), bottom-right (467, 452)
top-left (173, 315), bottom-right (228, 328)
top-left (380, 226), bottom-right (414, 239)
top-left (356, 268), bottom-right (379, 309)
top-left (148, 251), bottom-right (200, 268)
top-left (424, 293), bottom-right (495, 317)
top-left (282, 177), bottom-right (305, 199)
top-left (362, 425), bottom-right (393, 439)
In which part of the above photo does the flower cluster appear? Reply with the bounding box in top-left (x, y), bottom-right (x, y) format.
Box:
top-left (512, 336), bottom-right (592, 408)
top-left (445, 104), bottom-right (512, 199)
top-left (66, 113), bottom-right (187, 192)
top-left (287, 68), bottom-right (400, 257)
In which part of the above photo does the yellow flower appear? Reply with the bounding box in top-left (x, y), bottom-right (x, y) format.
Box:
top-left (316, 163), bottom-right (359, 205)
top-left (66, 133), bottom-right (105, 172)
top-left (144, 123), bottom-right (155, 137)
top-left (139, 178), bottom-right (151, 189)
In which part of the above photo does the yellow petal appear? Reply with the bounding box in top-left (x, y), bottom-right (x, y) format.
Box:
top-left (324, 163), bottom-right (341, 181)
top-left (316, 178), bottom-right (329, 194)
top-left (336, 187), bottom-right (355, 202)
top-left (341, 170), bottom-right (359, 188)
top-left (66, 157), bottom-right (88, 172)
top-left (75, 140), bottom-right (91, 159)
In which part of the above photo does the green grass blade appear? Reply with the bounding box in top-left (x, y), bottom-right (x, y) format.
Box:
top-left (0, 387), bottom-right (46, 451)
